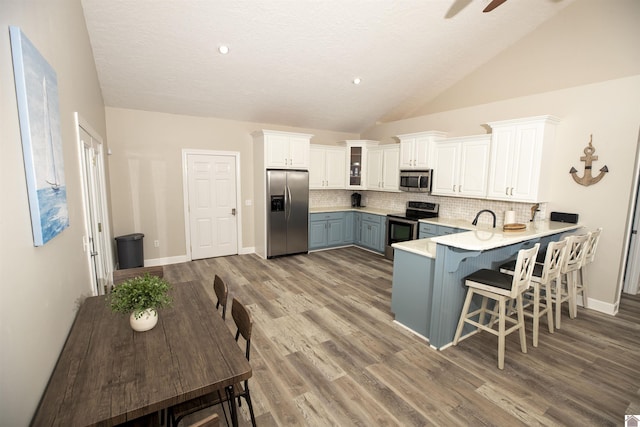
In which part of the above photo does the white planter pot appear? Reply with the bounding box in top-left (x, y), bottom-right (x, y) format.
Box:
top-left (129, 308), bottom-right (158, 332)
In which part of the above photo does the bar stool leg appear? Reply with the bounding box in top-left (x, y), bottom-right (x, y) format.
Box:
top-left (578, 267), bottom-right (589, 308)
top-left (554, 276), bottom-right (563, 329)
top-left (543, 280), bottom-right (554, 335)
top-left (568, 270), bottom-right (578, 319)
top-left (498, 298), bottom-right (506, 370)
top-left (516, 293), bottom-right (527, 354)
top-left (532, 284), bottom-right (540, 347)
top-left (478, 296), bottom-right (489, 326)
top-left (453, 289), bottom-right (475, 344)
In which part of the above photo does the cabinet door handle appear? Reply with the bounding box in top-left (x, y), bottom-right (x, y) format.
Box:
top-left (505, 187), bottom-right (509, 196)
top-left (458, 185), bottom-right (462, 192)
top-left (510, 187), bottom-right (514, 196)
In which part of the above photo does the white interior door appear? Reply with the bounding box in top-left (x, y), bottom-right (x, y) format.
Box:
top-left (624, 180), bottom-right (640, 294)
top-left (77, 114), bottom-right (113, 295)
top-left (186, 153), bottom-right (238, 260)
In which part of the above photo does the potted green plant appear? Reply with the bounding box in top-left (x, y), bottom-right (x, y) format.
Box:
top-left (108, 273), bottom-right (172, 331)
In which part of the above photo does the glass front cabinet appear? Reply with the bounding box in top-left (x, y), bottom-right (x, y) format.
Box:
top-left (340, 140), bottom-right (379, 190)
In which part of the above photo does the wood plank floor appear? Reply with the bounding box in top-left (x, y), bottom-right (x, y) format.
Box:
top-left (163, 247), bottom-right (640, 426)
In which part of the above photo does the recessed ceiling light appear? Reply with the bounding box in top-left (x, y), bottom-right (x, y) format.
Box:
top-left (218, 45), bottom-right (229, 55)
top-left (352, 77), bottom-right (361, 85)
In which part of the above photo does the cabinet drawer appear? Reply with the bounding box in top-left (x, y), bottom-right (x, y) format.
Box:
top-left (419, 223), bottom-right (438, 235)
top-left (361, 213), bottom-right (383, 224)
top-left (310, 212), bottom-right (344, 221)
top-left (438, 225), bottom-right (462, 235)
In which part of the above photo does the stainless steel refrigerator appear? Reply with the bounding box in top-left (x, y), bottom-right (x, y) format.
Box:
top-left (266, 169), bottom-right (309, 258)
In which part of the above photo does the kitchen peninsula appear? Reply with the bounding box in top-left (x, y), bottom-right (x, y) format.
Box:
top-left (391, 220), bottom-right (582, 349)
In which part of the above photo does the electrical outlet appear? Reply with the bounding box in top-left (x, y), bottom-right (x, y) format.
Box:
top-left (245, 199), bottom-right (252, 206)
top-left (153, 240), bottom-right (159, 247)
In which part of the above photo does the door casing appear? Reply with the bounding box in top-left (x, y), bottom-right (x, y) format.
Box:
top-left (75, 113), bottom-right (114, 295)
top-left (182, 149), bottom-right (242, 260)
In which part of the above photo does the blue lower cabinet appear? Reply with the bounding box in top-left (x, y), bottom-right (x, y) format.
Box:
top-left (309, 219), bottom-right (328, 249)
top-left (391, 250), bottom-right (436, 337)
top-left (419, 223), bottom-right (464, 239)
top-left (439, 225), bottom-right (463, 235)
top-left (359, 213), bottom-right (385, 253)
top-left (310, 211), bottom-right (385, 253)
top-left (309, 212), bottom-right (345, 250)
top-left (327, 218), bottom-right (344, 246)
top-left (344, 212), bottom-right (355, 244)
top-left (419, 223), bottom-right (438, 239)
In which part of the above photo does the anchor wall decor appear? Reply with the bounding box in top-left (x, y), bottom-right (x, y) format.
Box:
top-left (569, 135), bottom-right (609, 186)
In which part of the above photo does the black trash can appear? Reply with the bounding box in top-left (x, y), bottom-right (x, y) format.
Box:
top-left (115, 233), bottom-right (144, 269)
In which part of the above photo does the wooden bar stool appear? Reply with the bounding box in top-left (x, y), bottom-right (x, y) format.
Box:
top-left (499, 239), bottom-right (567, 347)
top-left (453, 243), bottom-right (539, 369)
top-left (553, 233), bottom-right (590, 329)
top-left (577, 228), bottom-right (602, 309)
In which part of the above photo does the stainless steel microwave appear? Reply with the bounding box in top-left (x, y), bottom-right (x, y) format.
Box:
top-left (399, 170), bottom-right (432, 192)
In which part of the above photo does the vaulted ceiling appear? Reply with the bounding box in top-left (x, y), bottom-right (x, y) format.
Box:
top-left (81, 0), bottom-right (575, 133)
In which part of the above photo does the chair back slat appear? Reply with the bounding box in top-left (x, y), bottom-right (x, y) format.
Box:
top-left (510, 243), bottom-right (540, 298)
top-left (584, 228), bottom-right (602, 265)
top-left (540, 239), bottom-right (567, 283)
top-left (562, 233), bottom-right (590, 274)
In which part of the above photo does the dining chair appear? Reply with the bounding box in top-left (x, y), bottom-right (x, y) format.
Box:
top-left (227, 298), bottom-right (257, 427)
top-left (453, 243), bottom-right (539, 369)
top-left (499, 239), bottom-right (567, 347)
top-left (214, 275), bottom-right (228, 320)
top-left (169, 298), bottom-right (256, 427)
top-left (187, 413), bottom-right (219, 427)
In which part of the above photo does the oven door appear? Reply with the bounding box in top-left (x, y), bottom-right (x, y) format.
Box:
top-left (385, 216), bottom-right (418, 260)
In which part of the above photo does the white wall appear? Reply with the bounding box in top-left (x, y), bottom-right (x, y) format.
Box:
top-left (362, 75), bottom-right (640, 310)
top-left (0, 1), bottom-right (106, 425)
top-left (105, 108), bottom-right (358, 260)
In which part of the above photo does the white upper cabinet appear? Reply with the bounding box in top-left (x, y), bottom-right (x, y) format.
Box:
top-left (397, 131), bottom-right (446, 170)
top-left (309, 145), bottom-right (346, 189)
top-left (367, 145), bottom-right (400, 191)
top-left (486, 116), bottom-right (559, 202)
top-left (340, 140), bottom-right (379, 190)
top-left (253, 130), bottom-right (313, 169)
top-left (432, 135), bottom-right (491, 198)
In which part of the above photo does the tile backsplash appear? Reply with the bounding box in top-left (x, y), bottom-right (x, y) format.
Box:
top-left (310, 190), bottom-right (546, 227)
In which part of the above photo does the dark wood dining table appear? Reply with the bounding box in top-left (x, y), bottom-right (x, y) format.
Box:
top-left (31, 280), bottom-right (252, 426)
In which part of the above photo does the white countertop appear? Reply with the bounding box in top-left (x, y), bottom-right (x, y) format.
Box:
top-left (418, 217), bottom-right (478, 230)
top-left (393, 220), bottom-right (583, 257)
top-left (392, 238), bottom-right (439, 258)
top-left (309, 206), bottom-right (394, 216)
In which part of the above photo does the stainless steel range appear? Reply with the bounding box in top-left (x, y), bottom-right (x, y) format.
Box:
top-left (385, 201), bottom-right (439, 260)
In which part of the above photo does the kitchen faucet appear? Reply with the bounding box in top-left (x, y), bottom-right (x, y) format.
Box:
top-left (472, 209), bottom-right (497, 228)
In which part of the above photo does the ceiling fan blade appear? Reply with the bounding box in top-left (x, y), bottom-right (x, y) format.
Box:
top-left (445, 0), bottom-right (473, 19)
top-left (483, 0), bottom-right (508, 13)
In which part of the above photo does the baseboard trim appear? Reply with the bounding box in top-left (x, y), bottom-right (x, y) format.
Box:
top-left (580, 298), bottom-right (618, 316)
top-left (392, 320), bottom-right (429, 343)
top-left (144, 255), bottom-right (189, 267)
top-left (145, 247), bottom-right (256, 266)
